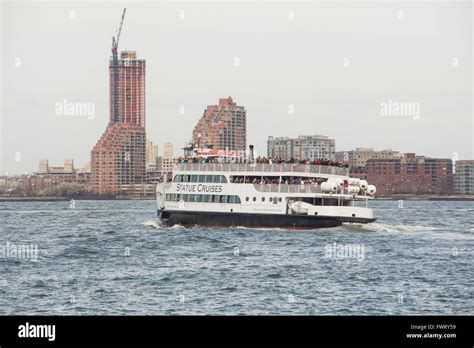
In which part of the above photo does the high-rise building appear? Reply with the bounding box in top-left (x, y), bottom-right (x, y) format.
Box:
top-left (91, 123), bottom-right (146, 194)
top-left (109, 51), bottom-right (146, 127)
top-left (192, 97), bottom-right (246, 152)
top-left (454, 160), bottom-right (474, 195)
top-left (146, 139), bottom-right (158, 166)
top-left (267, 135), bottom-right (335, 161)
top-left (64, 159), bottom-right (74, 174)
top-left (91, 50), bottom-right (146, 194)
top-left (366, 153), bottom-right (453, 196)
top-left (163, 142), bottom-right (174, 159)
top-left (335, 147), bottom-right (401, 167)
top-left (161, 142), bottom-right (175, 173)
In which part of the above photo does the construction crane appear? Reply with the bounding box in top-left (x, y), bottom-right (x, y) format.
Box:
top-left (111, 8), bottom-right (126, 123)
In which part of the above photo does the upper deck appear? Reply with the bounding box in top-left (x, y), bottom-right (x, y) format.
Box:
top-left (174, 163), bottom-right (349, 176)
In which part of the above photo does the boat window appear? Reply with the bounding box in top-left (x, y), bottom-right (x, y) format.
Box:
top-left (178, 194), bottom-right (241, 204)
top-left (219, 175), bottom-right (228, 183)
top-left (183, 175), bottom-right (190, 183)
top-left (173, 175), bottom-right (179, 182)
top-left (262, 197), bottom-right (265, 202)
top-left (245, 197), bottom-right (249, 201)
top-left (269, 197), bottom-right (272, 203)
top-left (253, 197), bottom-right (256, 202)
top-left (198, 175), bottom-right (205, 183)
top-left (191, 175), bottom-right (198, 182)
top-left (205, 175), bottom-right (213, 183)
top-left (230, 175), bottom-right (244, 183)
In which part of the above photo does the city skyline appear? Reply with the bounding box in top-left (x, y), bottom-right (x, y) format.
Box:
top-left (2, 1), bottom-right (473, 175)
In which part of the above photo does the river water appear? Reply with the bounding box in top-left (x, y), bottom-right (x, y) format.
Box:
top-left (0, 200), bottom-right (472, 315)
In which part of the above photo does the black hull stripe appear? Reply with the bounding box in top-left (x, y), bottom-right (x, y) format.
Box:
top-left (159, 210), bottom-right (375, 229)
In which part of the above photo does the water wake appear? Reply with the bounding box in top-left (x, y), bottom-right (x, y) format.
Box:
top-left (142, 220), bottom-right (163, 229)
top-left (360, 222), bottom-right (438, 233)
top-left (142, 220), bottom-right (185, 230)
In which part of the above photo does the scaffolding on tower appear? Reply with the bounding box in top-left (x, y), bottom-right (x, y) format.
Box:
top-left (111, 8), bottom-right (126, 123)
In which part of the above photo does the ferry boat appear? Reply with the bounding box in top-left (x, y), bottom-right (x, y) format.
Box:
top-left (156, 157), bottom-right (376, 229)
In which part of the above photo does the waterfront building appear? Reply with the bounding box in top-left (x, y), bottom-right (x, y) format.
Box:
top-left (91, 50), bottom-right (147, 194)
top-left (192, 97), bottom-right (246, 152)
top-left (267, 135), bottom-right (335, 161)
top-left (91, 122), bottom-right (146, 194)
top-left (349, 166), bottom-right (368, 181)
top-left (335, 147), bottom-right (401, 168)
top-left (454, 160), bottom-right (474, 195)
top-left (366, 153), bottom-right (453, 196)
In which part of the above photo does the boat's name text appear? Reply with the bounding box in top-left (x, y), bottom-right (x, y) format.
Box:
top-left (176, 184), bottom-right (223, 193)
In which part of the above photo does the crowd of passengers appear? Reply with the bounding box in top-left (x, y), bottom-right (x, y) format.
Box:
top-left (175, 156), bottom-right (349, 168)
top-left (230, 176), bottom-right (327, 185)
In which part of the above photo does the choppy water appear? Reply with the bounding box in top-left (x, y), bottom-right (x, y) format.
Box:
top-left (0, 200), bottom-right (472, 315)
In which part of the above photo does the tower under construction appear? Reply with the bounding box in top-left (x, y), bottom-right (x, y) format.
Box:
top-left (91, 9), bottom-right (147, 194)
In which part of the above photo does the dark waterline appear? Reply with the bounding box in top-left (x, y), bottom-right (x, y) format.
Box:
top-left (0, 200), bottom-right (472, 315)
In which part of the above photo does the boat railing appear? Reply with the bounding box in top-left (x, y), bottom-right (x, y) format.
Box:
top-left (253, 183), bottom-right (354, 196)
top-left (174, 163), bottom-right (349, 176)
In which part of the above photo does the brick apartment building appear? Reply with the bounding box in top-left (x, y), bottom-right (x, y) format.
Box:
top-left (192, 97), bottom-right (246, 152)
top-left (366, 153), bottom-right (453, 196)
top-left (349, 166), bottom-right (368, 181)
top-left (91, 51), bottom-right (146, 194)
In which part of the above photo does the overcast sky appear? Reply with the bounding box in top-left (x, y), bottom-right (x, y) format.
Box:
top-left (1, 0), bottom-right (473, 174)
